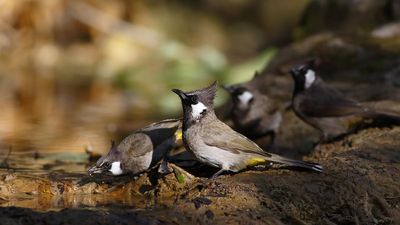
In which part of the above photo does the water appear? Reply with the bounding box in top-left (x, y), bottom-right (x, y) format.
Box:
top-left (0, 149), bottom-right (155, 211)
top-left (0, 94), bottom-right (159, 211)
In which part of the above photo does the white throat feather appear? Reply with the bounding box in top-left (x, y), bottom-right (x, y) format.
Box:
top-left (109, 161), bottom-right (123, 175)
top-left (238, 91), bottom-right (253, 105)
top-left (305, 69), bottom-right (316, 89)
top-left (191, 102), bottom-right (207, 120)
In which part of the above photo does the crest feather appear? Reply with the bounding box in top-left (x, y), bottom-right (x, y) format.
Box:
top-left (187, 81), bottom-right (218, 106)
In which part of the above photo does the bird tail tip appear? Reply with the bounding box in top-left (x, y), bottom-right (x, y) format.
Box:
top-left (311, 163), bottom-right (323, 172)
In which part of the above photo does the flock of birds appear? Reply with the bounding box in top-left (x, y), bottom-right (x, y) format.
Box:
top-left (88, 59), bottom-right (400, 178)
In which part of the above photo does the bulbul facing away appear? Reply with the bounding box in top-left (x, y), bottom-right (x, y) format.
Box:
top-left (88, 119), bottom-right (181, 176)
top-left (172, 82), bottom-right (322, 178)
top-left (223, 72), bottom-right (282, 145)
top-left (290, 59), bottom-right (400, 142)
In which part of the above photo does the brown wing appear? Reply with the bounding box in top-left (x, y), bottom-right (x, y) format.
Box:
top-left (299, 80), bottom-right (368, 117)
top-left (139, 118), bottom-right (181, 132)
top-left (118, 133), bottom-right (153, 158)
top-left (260, 95), bottom-right (280, 115)
top-left (137, 118), bottom-right (181, 149)
top-left (202, 120), bottom-right (271, 157)
top-left (116, 119), bottom-right (180, 159)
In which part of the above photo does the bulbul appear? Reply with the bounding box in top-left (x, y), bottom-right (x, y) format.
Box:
top-left (172, 82), bottom-right (322, 178)
top-left (223, 72), bottom-right (282, 145)
top-left (289, 59), bottom-right (400, 142)
top-left (88, 119), bottom-right (181, 176)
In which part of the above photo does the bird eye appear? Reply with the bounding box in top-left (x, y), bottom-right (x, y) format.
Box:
top-left (190, 95), bottom-right (198, 104)
top-left (249, 98), bottom-right (254, 104)
top-left (233, 88), bottom-right (244, 96)
top-left (103, 162), bottom-right (111, 168)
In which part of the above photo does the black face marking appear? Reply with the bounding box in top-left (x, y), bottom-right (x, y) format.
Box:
top-left (173, 82), bottom-right (218, 131)
top-left (102, 161), bottom-right (111, 169)
top-left (249, 98), bottom-right (254, 104)
top-left (290, 62), bottom-right (315, 93)
top-left (189, 95), bottom-right (198, 105)
top-left (232, 87), bottom-right (246, 97)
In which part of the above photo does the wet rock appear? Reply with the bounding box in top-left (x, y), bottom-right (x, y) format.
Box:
top-left (257, 32), bottom-right (400, 106)
top-left (204, 209), bottom-right (214, 220)
top-left (300, 0), bottom-right (392, 35)
top-left (193, 196), bottom-right (212, 209)
top-left (372, 22), bottom-right (400, 38)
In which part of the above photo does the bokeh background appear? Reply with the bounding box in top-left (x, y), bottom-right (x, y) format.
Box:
top-left (0, 0), bottom-right (398, 155)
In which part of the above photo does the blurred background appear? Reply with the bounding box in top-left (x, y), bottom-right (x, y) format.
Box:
top-left (0, 0), bottom-right (399, 155)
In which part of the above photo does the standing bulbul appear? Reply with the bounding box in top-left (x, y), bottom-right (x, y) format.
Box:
top-left (172, 82), bottom-right (321, 178)
top-left (290, 59), bottom-right (400, 142)
top-left (223, 72), bottom-right (282, 145)
top-left (88, 119), bottom-right (181, 176)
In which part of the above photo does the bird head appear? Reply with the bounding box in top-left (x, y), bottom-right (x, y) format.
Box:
top-left (172, 81), bottom-right (217, 122)
top-left (289, 59), bottom-right (317, 92)
top-left (222, 84), bottom-right (254, 108)
top-left (88, 140), bottom-right (124, 176)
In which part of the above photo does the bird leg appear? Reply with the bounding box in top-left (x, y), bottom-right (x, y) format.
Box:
top-left (211, 169), bottom-right (226, 179)
top-left (157, 159), bottom-right (172, 174)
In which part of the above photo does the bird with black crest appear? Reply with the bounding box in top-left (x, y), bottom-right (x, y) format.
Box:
top-left (289, 59), bottom-right (400, 143)
top-left (172, 82), bottom-right (322, 178)
top-left (223, 71), bottom-right (283, 149)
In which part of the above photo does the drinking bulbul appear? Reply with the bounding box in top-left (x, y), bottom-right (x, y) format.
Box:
top-left (289, 59), bottom-right (400, 142)
top-left (223, 72), bottom-right (282, 145)
top-left (88, 119), bottom-right (181, 176)
top-left (172, 82), bottom-right (322, 178)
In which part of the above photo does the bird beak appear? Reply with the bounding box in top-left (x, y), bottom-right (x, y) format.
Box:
top-left (172, 89), bottom-right (189, 103)
top-left (88, 165), bottom-right (105, 176)
top-left (222, 85), bottom-right (234, 94)
top-left (289, 68), bottom-right (298, 77)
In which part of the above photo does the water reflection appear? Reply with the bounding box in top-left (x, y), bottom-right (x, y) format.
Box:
top-left (0, 93), bottom-right (162, 211)
top-left (0, 150), bottom-right (152, 211)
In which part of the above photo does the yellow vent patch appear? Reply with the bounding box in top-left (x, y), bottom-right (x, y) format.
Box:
top-left (246, 157), bottom-right (266, 166)
top-left (174, 130), bottom-right (183, 141)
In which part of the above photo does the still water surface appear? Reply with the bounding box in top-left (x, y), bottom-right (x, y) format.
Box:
top-left (0, 96), bottom-right (159, 211)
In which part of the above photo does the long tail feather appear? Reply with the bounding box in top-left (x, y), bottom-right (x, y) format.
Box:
top-left (267, 154), bottom-right (323, 172)
top-left (370, 111), bottom-right (400, 125)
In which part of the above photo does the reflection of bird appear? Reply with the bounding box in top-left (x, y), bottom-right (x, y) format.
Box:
top-left (290, 59), bottom-right (400, 142)
top-left (223, 72), bottom-right (282, 146)
top-left (172, 82), bottom-right (322, 178)
top-left (88, 119), bottom-right (181, 176)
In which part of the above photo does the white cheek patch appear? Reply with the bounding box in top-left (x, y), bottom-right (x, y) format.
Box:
top-left (305, 69), bottom-right (316, 89)
top-left (238, 91), bottom-right (253, 105)
top-left (191, 102), bottom-right (207, 120)
top-left (109, 161), bottom-right (123, 175)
